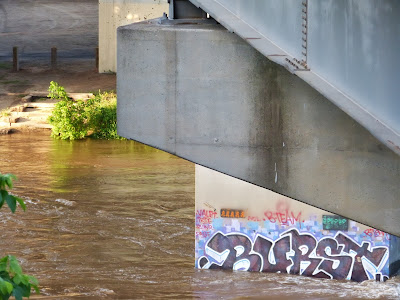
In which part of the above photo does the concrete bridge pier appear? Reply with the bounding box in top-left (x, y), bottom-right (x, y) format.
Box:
top-left (117, 15), bottom-right (400, 281)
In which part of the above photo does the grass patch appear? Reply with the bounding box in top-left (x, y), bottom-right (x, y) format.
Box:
top-left (0, 62), bottom-right (11, 69)
top-left (31, 97), bottom-right (49, 102)
top-left (1, 79), bottom-right (28, 85)
top-left (0, 109), bottom-right (11, 117)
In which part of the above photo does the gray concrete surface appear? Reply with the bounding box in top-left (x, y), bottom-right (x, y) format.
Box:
top-left (117, 20), bottom-right (400, 236)
top-left (391, 235), bottom-right (400, 276)
top-left (0, 0), bottom-right (98, 62)
top-left (189, 0), bottom-right (400, 157)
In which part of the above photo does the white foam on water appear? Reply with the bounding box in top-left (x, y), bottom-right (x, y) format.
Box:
top-left (55, 198), bottom-right (76, 207)
top-left (93, 288), bottom-right (115, 296)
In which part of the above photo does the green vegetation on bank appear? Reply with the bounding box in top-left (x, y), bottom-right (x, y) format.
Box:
top-left (47, 81), bottom-right (123, 140)
top-left (0, 173), bottom-right (39, 300)
top-left (0, 109), bottom-right (11, 118)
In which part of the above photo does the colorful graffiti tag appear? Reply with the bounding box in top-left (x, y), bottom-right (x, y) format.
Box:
top-left (197, 229), bottom-right (390, 282)
top-left (195, 209), bottom-right (217, 239)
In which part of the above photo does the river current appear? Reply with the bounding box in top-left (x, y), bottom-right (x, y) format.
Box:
top-left (0, 133), bottom-right (399, 299)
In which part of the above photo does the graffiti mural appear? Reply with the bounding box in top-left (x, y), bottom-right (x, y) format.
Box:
top-left (197, 229), bottom-right (389, 282)
top-left (194, 165), bottom-right (398, 283)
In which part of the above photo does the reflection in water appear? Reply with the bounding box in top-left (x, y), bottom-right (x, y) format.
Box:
top-left (0, 133), bottom-right (398, 299)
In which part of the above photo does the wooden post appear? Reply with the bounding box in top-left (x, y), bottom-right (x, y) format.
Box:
top-left (95, 47), bottom-right (99, 72)
top-left (51, 47), bottom-right (57, 69)
top-left (12, 47), bottom-right (19, 71)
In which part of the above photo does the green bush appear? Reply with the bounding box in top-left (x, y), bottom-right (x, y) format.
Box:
top-left (48, 97), bottom-right (89, 140)
top-left (88, 92), bottom-right (121, 140)
top-left (48, 82), bottom-right (123, 140)
top-left (48, 81), bottom-right (68, 101)
top-left (0, 173), bottom-right (39, 300)
top-left (0, 173), bottom-right (25, 212)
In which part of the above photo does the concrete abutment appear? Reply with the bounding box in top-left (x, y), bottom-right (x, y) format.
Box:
top-left (116, 19), bottom-right (400, 281)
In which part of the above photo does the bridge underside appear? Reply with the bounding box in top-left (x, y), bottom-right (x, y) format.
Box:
top-left (188, 0), bottom-right (400, 156)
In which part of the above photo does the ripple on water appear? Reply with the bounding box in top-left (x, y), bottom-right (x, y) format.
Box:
top-left (55, 198), bottom-right (77, 207)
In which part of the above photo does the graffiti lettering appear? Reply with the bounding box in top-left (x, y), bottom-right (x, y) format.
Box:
top-left (195, 231), bottom-right (212, 238)
top-left (198, 229), bottom-right (388, 282)
top-left (197, 224), bottom-right (213, 230)
top-left (205, 232), bottom-right (262, 271)
top-left (254, 234), bottom-right (293, 273)
top-left (221, 209), bottom-right (245, 218)
top-left (363, 229), bottom-right (388, 240)
top-left (263, 200), bottom-right (302, 225)
top-left (336, 233), bottom-right (389, 282)
top-left (196, 210), bottom-right (217, 240)
top-left (322, 215), bottom-right (348, 231)
top-left (264, 210), bottom-right (302, 225)
top-left (315, 237), bottom-right (353, 279)
top-left (196, 210), bottom-right (217, 219)
top-left (247, 216), bottom-right (263, 221)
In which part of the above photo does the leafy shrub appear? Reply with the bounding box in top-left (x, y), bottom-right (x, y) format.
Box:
top-left (0, 173), bottom-right (25, 212)
top-left (48, 98), bottom-right (89, 140)
top-left (89, 92), bottom-right (121, 140)
top-left (47, 82), bottom-right (123, 140)
top-left (0, 256), bottom-right (39, 300)
top-left (0, 173), bottom-right (39, 300)
top-left (48, 81), bottom-right (68, 101)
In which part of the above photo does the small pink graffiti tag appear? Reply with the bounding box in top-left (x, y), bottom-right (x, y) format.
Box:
top-left (264, 200), bottom-right (302, 225)
top-left (196, 210), bottom-right (217, 239)
top-left (363, 229), bottom-right (389, 240)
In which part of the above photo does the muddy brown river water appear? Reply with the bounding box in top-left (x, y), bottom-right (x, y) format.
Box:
top-left (0, 133), bottom-right (399, 299)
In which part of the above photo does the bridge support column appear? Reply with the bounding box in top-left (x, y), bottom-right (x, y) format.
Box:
top-left (195, 164), bottom-right (399, 281)
top-left (116, 16), bottom-right (400, 280)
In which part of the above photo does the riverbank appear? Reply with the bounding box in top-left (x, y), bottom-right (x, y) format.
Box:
top-left (0, 91), bottom-right (96, 134)
top-left (0, 61), bottom-right (116, 134)
top-left (0, 0), bottom-right (106, 111)
top-left (0, 60), bottom-right (115, 108)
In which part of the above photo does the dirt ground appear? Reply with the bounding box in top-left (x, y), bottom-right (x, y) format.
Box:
top-left (0, 0), bottom-right (115, 111)
top-left (0, 61), bottom-right (116, 111)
